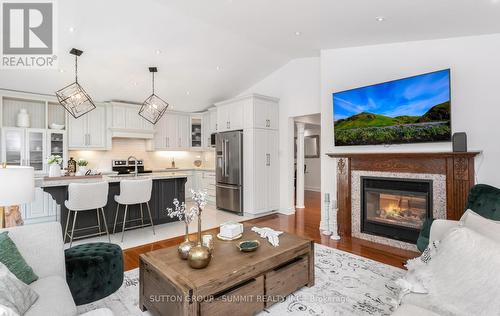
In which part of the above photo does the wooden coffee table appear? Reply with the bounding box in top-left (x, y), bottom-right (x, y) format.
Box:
top-left (139, 225), bottom-right (314, 316)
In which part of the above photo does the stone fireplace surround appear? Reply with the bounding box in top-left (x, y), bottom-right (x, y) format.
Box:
top-left (326, 151), bottom-right (481, 250)
top-left (351, 170), bottom-right (446, 251)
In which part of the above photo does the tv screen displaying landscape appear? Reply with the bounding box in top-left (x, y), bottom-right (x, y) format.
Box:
top-left (333, 69), bottom-right (451, 146)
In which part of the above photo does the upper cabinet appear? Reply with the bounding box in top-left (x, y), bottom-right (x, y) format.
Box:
top-left (215, 94), bottom-right (279, 132)
top-left (68, 105), bottom-right (106, 150)
top-left (152, 112), bottom-right (190, 150)
top-left (108, 102), bottom-right (154, 139)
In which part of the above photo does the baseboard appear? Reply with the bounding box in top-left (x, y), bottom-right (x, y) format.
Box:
top-left (304, 186), bottom-right (321, 192)
top-left (278, 207), bottom-right (296, 215)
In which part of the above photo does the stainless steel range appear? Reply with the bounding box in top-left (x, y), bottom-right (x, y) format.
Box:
top-left (112, 159), bottom-right (152, 175)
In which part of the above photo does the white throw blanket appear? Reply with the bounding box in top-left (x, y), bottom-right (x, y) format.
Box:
top-left (400, 227), bottom-right (500, 316)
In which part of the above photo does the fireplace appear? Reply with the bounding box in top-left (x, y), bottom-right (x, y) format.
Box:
top-left (361, 177), bottom-right (432, 243)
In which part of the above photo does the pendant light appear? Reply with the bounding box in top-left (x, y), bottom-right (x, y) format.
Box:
top-left (55, 48), bottom-right (96, 119)
top-left (139, 67), bottom-right (169, 124)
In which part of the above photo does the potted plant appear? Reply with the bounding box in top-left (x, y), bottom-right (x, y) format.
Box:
top-left (76, 159), bottom-right (89, 176)
top-left (47, 155), bottom-right (63, 177)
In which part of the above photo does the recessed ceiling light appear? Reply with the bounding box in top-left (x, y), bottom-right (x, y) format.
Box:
top-left (186, 91), bottom-right (191, 96)
top-left (216, 65), bottom-right (222, 71)
top-left (68, 27), bottom-right (75, 32)
top-left (59, 69), bottom-right (64, 73)
top-left (295, 31), bottom-right (301, 36)
top-left (155, 49), bottom-right (162, 55)
top-left (133, 82), bottom-right (138, 86)
top-left (375, 16), bottom-right (386, 22)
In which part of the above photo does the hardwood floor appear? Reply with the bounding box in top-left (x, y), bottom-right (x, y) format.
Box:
top-left (123, 190), bottom-right (419, 271)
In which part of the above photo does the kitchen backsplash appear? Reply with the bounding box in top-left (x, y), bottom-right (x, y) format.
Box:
top-left (69, 138), bottom-right (215, 171)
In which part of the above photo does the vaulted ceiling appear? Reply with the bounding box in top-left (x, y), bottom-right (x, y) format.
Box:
top-left (1, 0), bottom-right (499, 112)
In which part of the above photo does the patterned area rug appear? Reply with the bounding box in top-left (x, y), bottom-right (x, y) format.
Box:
top-left (78, 244), bottom-right (405, 316)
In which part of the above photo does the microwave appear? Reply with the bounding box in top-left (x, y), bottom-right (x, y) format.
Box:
top-left (210, 133), bottom-right (217, 147)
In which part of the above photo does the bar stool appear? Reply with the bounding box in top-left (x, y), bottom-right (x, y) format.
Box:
top-left (64, 182), bottom-right (110, 247)
top-left (113, 178), bottom-right (155, 242)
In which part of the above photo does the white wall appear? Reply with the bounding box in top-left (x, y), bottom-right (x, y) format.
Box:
top-left (240, 57), bottom-right (321, 213)
top-left (321, 34), bottom-right (500, 214)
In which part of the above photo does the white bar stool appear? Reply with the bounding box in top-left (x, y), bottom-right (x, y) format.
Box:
top-left (64, 182), bottom-right (110, 247)
top-left (113, 178), bottom-right (155, 242)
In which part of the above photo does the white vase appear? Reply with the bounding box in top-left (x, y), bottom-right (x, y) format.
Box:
top-left (76, 166), bottom-right (87, 176)
top-left (49, 164), bottom-right (61, 177)
top-left (16, 109), bottom-right (30, 128)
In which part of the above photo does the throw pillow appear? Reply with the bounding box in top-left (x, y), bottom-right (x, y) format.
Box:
top-left (0, 232), bottom-right (38, 284)
top-left (459, 209), bottom-right (500, 244)
top-left (0, 262), bottom-right (38, 315)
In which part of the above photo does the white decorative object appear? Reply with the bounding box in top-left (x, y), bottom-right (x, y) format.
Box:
top-left (49, 123), bottom-right (65, 130)
top-left (251, 226), bottom-right (283, 247)
top-left (322, 193), bottom-right (332, 236)
top-left (330, 199), bottom-right (341, 240)
top-left (16, 109), bottom-right (30, 128)
top-left (49, 164), bottom-right (61, 177)
top-left (219, 221), bottom-right (243, 239)
top-left (47, 155), bottom-right (63, 177)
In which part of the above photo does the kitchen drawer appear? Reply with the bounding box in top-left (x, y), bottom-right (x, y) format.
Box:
top-left (265, 256), bottom-right (309, 307)
top-left (200, 276), bottom-right (264, 316)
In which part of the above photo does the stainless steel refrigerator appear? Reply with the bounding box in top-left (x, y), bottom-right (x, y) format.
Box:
top-left (216, 131), bottom-right (243, 214)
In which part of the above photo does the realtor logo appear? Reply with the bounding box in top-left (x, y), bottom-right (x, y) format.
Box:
top-left (1, 0), bottom-right (57, 68)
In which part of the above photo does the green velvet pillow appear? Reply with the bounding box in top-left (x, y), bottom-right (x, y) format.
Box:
top-left (0, 232), bottom-right (38, 284)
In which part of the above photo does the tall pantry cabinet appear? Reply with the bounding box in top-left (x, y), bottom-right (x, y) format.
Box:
top-left (215, 94), bottom-right (280, 215)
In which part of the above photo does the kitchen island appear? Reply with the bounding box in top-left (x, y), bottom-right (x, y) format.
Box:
top-left (38, 173), bottom-right (188, 240)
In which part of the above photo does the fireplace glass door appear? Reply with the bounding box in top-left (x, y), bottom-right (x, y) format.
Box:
top-left (361, 177), bottom-right (432, 243)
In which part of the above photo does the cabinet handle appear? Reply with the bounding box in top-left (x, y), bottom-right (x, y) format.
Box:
top-left (266, 153), bottom-right (270, 166)
top-left (88, 134), bottom-right (91, 145)
top-left (178, 138), bottom-right (181, 147)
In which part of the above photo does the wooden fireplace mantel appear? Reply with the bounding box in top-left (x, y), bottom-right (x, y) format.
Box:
top-left (326, 151), bottom-right (482, 237)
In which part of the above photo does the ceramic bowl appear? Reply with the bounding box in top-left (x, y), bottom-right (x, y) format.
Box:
top-left (49, 123), bottom-right (65, 130)
top-left (237, 240), bottom-right (260, 252)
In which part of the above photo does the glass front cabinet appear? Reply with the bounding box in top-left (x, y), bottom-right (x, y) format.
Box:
top-left (1, 128), bottom-right (47, 174)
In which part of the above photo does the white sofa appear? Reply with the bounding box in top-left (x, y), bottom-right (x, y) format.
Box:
top-left (392, 219), bottom-right (459, 316)
top-left (1, 222), bottom-right (113, 316)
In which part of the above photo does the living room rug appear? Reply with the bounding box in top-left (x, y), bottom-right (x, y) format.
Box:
top-left (77, 244), bottom-right (405, 315)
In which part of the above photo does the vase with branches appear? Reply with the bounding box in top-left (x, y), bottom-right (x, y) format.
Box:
top-left (166, 199), bottom-right (197, 259)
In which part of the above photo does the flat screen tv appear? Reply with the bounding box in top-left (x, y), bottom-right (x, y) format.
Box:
top-left (333, 69), bottom-right (451, 146)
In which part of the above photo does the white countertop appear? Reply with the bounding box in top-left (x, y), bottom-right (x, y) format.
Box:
top-left (36, 172), bottom-right (191, 188)
top-left (152, 168), bottom-right (215, 173)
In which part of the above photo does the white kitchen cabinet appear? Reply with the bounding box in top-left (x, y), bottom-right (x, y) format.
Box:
top-left (216, 94), bottom-right (278, 132)
top-left (47, 131), bottom-right (67, 168)
top-left (153, 112), bottom-right (191, 150)
top-left (23, 188), bottom-right (58, 224)
top-left (1, 127), bottom-right (47, 174)
top-left (216, 101), bottom-right (244, 132)
top-left (209, 107), bottom-right (217, 133)
top-left (244, 129), bottom-right (279, 214)
top-left (201, 111), bottom-right (211, 149)
top-left (108, 102), bottom-right (154, 138)
top-left (251, 97), bottom-right (279, 130)
top-left (68, 105), bottom-right (106, 150)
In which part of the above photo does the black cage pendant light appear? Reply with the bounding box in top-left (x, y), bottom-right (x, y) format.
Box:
top-left (139, 67), bottom-right (169, 124)
top-left (55, 48), bottom-right (96, 119)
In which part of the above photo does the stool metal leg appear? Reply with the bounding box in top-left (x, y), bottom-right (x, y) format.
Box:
top-left (121, 205), bottom-right (128, 242)
top-left (140, 203), bottom-right (144, 227)
top-left (100, 207), bottom-right (111, 243)
top-left (96, 209), bottom-right (102, 235)
top-left (69, 211), bottom-right (78, 248)
top-left (113, 203), bottom-right (120, 234)
top-left (146, 202), bottom-right (155, 235)
top-left (64, 210), bottom-right (72, 244)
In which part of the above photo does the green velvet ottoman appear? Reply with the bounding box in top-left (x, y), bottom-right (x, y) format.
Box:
top-left (65, 242), bottom-right (123, 306)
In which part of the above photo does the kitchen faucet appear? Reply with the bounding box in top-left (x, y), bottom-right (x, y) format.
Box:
top-left (127, 156), bottom-right (138, 177)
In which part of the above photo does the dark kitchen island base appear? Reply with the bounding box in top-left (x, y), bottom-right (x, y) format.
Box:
top-left (42, 177), bottom-right (187, 241)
